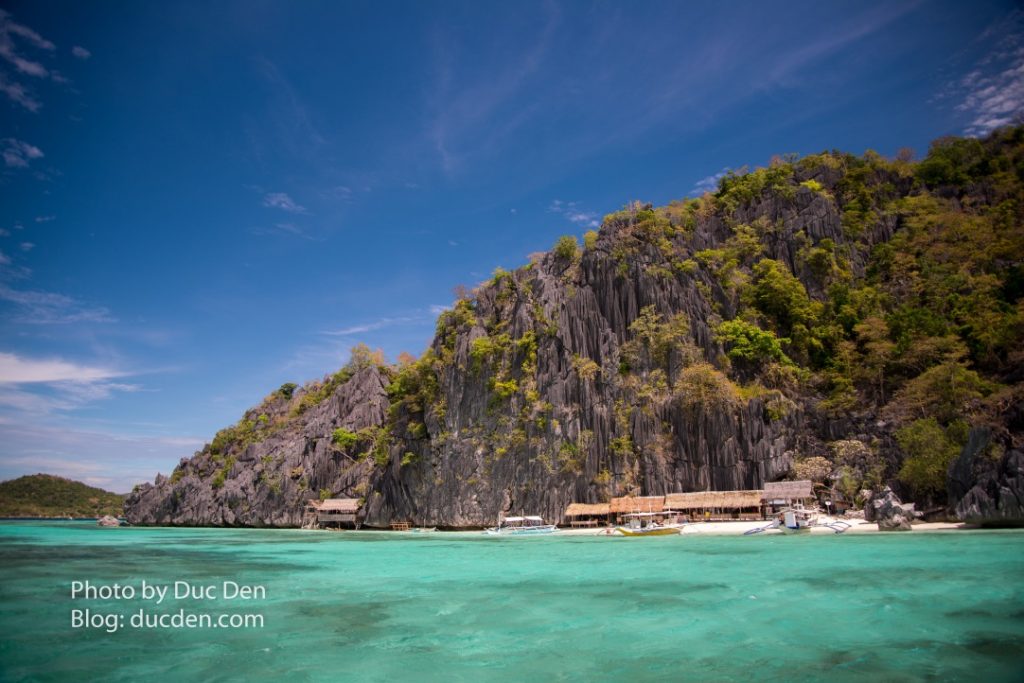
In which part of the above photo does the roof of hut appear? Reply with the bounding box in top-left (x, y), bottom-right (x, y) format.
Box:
top-left (564, 503), bottom-right (611, 516)
top-left (663, 490), bottom-right (763, 510)
top-left (762, 480), bottom-right (814, 500)
top-left (610, 495), bottom-right (665, 514)
top-left (316, 498), bottom-right (362, 513)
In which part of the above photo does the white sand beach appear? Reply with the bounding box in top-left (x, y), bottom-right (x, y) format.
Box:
top-left (549, 518), bottom-right (969, 536)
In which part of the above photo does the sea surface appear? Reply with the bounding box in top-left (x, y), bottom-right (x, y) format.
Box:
top-left (1, 522), bottom-right (1022, 682)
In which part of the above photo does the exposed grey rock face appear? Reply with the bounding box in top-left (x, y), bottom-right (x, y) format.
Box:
top-left (357, 227), bottom-right (805, 527)
top-left (124, 160), bottom-right (992, 529)
top-left (950, 427), bottom-right (1024, 526)
top-left (949, 427), bottom-right (993, 507)
top-left (862, 490), bottom-right (877, 522)
top-left (126, 367), bottom-right (388, 526)
top-left (97, 515), bottom-right (120, 527)
top-left (130, 187), bottom-right (852, 528)
top-left (870, 487), bottom-right (914, 531)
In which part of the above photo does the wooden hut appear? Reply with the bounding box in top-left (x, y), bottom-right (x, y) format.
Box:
top-left (664, 490), bottom-right (765, 521)
top-left (762, 481), bottom-right (814, 511)
top-left (609, 495), bottom-right (666, 523)
top-left (564, 503), bottom-right (611, 528)
top-left (306, 498), bottom-right (363, 529)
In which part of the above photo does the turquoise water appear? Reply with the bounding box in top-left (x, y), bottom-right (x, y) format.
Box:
top-left (1, 523), bottom-right (1023, 682)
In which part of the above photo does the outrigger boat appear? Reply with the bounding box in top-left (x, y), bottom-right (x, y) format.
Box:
top-left (745, 502), bottom-right (854, 535)
top-left (745, 504), bottom-right (821, 535)
top-left (484, 515), bottom-right (558, 536)
top-left (778, 504), bottom-right (818, 534)
top-left (615, 512), bottom-right (685, 536)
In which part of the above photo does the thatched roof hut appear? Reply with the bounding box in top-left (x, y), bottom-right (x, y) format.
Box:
top-left (564, 503), bottom-right (611, 517)
top-left (610, 496), bottom-right (665, 514)
top-left (664, 490), bottom-right (763, 510)
top-left (763, 481), bottom-right (814, 502)
top-left (309, 498), bottom-right (363, 528)
top-left (316, 498), bottom-right (361, 513)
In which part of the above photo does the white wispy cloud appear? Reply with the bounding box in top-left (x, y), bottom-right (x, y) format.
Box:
top-left (0, 72), bottom-right (40, 111)
top-left (283, 307), bottom-right (440, 376)
top-left (321, 315), bottom-right (424, 337)
top-left (690, 168), bottom-right (730, 196)
top-left (0, 351), bottom-right (141, 439)
top-left (0, 385), bottom-right (75, 414)
top-left (0, 283), bottom-right (116, 324)
top-left (0, 381), bottom-right (142, 416)
top-left (58, 380), bottom-right (142, 403)
top-left (262, 192), bottom-right (307, 214)
top-left (0, 11), bottom-right (55, 50)
top-left (274, 222), bottom-right (312, 239)
top-left (763, 2), bottom-right (921, 88)
top-left (0, 424), bottom-right (206, 493)
top-left (429, 304), bottom-right (450, 315)
top-left (954, 13), bottom-right (1024, 137)
top-left (0, 250), bottom-right (9, 266)
top-left (324, 185), bottom-right (352, 201)
top-left (0, 10), bottom-right (54, 78)
top-left (0, 351), bottom-right (124, 384)
top-left (0, 10), bottom-right (55, 111)
top-left (280, 341), bottom-right (351, 375)
top-left (2, 138), bottom-right (43, 168)
top-left (19, 242), bottom-right (32, 252)
top-left (250, 222), bottom-right (317, 241)
top-left (548, 200), bottom-right (599, 228)
top-left (427, 5), bottom-right (560, 172)
top-left (252, 57), bottom-right (327, 160)
top-left (71, 45), bottom-right (90, 60)
top-left (34, 215), bottom-right (55, 223)
top-left (1, 454), bottom-right (104, 476)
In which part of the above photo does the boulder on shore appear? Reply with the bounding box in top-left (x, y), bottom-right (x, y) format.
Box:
top-left (949, 427), bottom-right (1024, 526)
top-left (97, 515), bottom-right (120, 527)
top-left (869, 487), bottom-right (914, 531)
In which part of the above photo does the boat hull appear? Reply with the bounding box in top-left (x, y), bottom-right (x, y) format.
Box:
top-left (615, 526), bottom-right (683, 537)
top-left (778, 510), bottom-right (816, 534)
top-left (484, 525), bottom-right (558, 536)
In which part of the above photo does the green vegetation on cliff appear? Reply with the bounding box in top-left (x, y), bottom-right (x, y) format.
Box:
top-left (136, 126), bottom-right (1024, 525)
top-left (0, 474), bottom-right (125, 518)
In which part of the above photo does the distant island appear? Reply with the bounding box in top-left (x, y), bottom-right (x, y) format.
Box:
top-left (0, 474), bottom-right (125, 519)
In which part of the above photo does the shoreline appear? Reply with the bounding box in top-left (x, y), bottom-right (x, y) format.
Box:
top-left (487, 519), bottom-right (970, 536)
top-left (5, 518), bottom-right (985, 535)
top-left (346, 518), bottom-right (977, 536)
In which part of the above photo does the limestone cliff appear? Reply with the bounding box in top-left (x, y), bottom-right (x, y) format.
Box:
top-left (126, 129), bottom-right (1024, 527)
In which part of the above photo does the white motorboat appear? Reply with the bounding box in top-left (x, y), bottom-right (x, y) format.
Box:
top-left (484, 515), bottom-right (558, 536)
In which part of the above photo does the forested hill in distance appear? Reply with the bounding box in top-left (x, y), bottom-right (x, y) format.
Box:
top-left (127, 126), bottom-right (1024, 528)
top-left (0, 474), bottom-right (126, 518)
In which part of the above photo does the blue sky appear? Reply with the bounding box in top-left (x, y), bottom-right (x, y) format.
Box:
top-left (1, 1), bottom-right (1021, 492)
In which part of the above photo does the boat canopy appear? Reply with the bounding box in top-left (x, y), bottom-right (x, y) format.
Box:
top-left (501, 516), bottom-right (544, 522)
